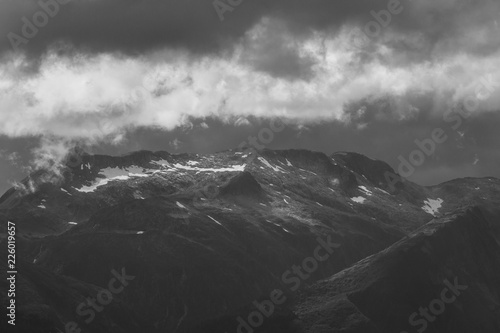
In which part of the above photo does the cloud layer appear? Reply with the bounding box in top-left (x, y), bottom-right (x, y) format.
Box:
top-left (1, 16), bottom-right (499, 143)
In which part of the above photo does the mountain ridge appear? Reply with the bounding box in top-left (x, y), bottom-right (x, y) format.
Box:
top-left (0, 148), bottom-right (499, 333)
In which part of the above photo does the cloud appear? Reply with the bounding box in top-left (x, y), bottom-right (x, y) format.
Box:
top-left (0, 21), bottom-right (499, 147)
top-left (1, 136), bottom-right (75, 194)
top-left (239, 18), bottom-right (317, 80)
top-left (169, 138), bottom-right (182, 151)
top-left (30, 136), bottom-right (74, 174)
top-left (5, 152), bottom-right (21, 165)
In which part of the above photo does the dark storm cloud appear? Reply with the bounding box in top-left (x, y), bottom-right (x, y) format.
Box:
top-left (239, 19), bottom-right (317, 80)
top-left (0, 0), bottom-right (258, 56)
top-left (1, 0), bottom-right (499, 60)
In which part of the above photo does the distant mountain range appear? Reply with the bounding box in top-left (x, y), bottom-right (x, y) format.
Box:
top-left (1, 149), bottom-right (499, 333)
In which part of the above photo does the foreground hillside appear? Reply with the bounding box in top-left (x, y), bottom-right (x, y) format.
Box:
top-left (0, 149), bottom-right (499, 332)
top-left (292, 207), bottom-right (500, 333)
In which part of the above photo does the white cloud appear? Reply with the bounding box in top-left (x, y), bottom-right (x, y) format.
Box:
top-left (30, 137), bottom-right (74, 175)
top-left (0, 19), bottom-right (499, 147)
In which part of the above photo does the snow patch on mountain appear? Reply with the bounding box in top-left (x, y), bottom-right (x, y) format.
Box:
top-left (375, 187), bottom-right (390, 195)
top-left (351, 196), bottom-right (366, 204)
top-left (104, 167), bottom-right (148, 178)
top-left (152, 159), bottom-right (171, 167)
top-left (207, 215), bottom-right (223, 226)
top-left (173, 163), bottom-right (246, 173)
top-left (299, 168), bottom-right (317, 175)
top-left (61, 188), bottom-right (72, 195)
top-left (75, 177), bottom-right (126, 193)
top-left (422, 198), bottom-right (444, 216)
top-left (257, 157), bottom-right (286, 173)
top-left (359, 186), bottom-right (373, 196)
top-left (75, 166), bottom-right (154, 192)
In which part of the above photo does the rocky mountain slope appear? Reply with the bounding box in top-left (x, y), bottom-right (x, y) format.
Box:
top-left (0, 149), bottom-right (499, 333)
top-left (292, 207), bottom-right (500, 333)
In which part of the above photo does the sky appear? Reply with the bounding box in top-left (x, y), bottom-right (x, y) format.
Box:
top-left (0, 0), bottom-right (499, 194)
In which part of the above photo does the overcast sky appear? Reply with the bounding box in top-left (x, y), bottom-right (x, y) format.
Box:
top-left (0, 0), bottom-right (499, 194)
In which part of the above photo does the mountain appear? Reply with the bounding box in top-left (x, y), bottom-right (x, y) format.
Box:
top-left (0, 149), bottom-right (499, 333)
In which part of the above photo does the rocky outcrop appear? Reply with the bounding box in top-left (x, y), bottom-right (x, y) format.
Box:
top-left (219, 171), bottom-right (263, 198)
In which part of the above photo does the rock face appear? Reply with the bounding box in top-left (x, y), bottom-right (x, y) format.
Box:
top-left (219, 171), bottom-right (263, 199)
top-left (0, 149), bottom-right (499, 333)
